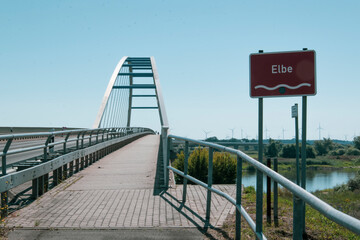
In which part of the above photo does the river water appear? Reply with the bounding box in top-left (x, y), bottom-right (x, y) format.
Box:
top-left (242, 168), bottom-right (357, 192)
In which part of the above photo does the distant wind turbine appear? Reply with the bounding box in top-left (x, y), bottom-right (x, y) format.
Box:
top-left (282, 128), bottom-right (287, 140)
top-left (203, 130), bottom-right (211, 139)
top-left (229, 128), bottom-right (235, 139)
top-left (317, 123), bottom-right (324, 140)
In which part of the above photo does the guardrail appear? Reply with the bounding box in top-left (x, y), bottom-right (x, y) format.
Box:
top-left (0, 127), bottom-right (154, 219)
top-left (167, 134), bottom-right (360, 240)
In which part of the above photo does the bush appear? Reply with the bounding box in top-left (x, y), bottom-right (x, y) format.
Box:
top-left (346, 147), bottom-right (360, 156)
top-left (188, 147), bottom-right (208, 183)
top-left (213, 152), bottom-right (236, 184)
top-left (335, 173), bottom-right (360, 192)
top-left (329, 149), bottom-right (346, 156)
top-left (172, 147), bottom-right (237, 184)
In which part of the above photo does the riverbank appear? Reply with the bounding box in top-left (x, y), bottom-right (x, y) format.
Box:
top-left (242, 152), bottom-right (360, 172)
top-left (206, 174), bottom-right (360, 239)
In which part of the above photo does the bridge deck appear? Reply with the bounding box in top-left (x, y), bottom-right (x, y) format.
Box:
top-left (6, 135), bottom-right (235, 231)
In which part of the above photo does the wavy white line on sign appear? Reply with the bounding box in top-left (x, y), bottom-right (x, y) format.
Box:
top-left (254, 83), bottom-right (311, 91)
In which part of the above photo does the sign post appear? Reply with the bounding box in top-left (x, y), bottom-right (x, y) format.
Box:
top-left (250, 49), bottom-right (316, 238)
top-left (292, 103), bottom-right (300, 185)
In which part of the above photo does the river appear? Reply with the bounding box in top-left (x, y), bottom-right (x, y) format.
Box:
top-left (242, 168), bottom-right (358, 192)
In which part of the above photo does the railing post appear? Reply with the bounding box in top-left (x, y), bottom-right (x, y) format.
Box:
top-left (49, 134), bottom-right (55, 153)
top-left (293, 195), bottom-right (303, 240)
top-left (206, 147), bottom-right (213, 225)
top-left (63, 132), bottom-right (71, 154)
top-left (1, 138), bottom-right (12, 219)
top-left (81, 132), bottom-right (86, 148)
top-left (44, 135), bottom-right (54, 162)
top-left (161, 126), bottom-right (169, 188)
top-left (274, 157), bottom-right (279, 227)
top-left (235, 154), bottom-right (243, 240)
top-left (182, 141), bottom-right (189, 204)
top-left (267, 157), bottom-right (271, 225)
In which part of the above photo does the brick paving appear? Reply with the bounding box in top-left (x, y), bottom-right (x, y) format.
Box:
top-left (6, 135), bottom-right (236, 229)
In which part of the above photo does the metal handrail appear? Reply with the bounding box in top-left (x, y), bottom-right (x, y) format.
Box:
top-left (167, 134), bottom-right (360, 238)
top-left (1, 127), bottom-right (153, 170)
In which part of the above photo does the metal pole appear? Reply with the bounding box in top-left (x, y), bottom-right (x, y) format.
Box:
top-left (182, 141), bottom-right (189, 204)
top-left (206, 147), bottom-right (214, 224)
top-left (293, 195), bottom-right (303, 240)
top-left (301, 96), bottom-right (307, 236)
top-left (266, 158), bottom-right (271, 225)
top-left (273, 157), bottom-right (278, 227)
top-left (295, 104), bottom-right (300, 186)
top-left (235, 155), bottom-right (243, 240)
top-left (256, 97), bottom-right (264, 237)
top-left (162, 127), bottom-right (169, 188)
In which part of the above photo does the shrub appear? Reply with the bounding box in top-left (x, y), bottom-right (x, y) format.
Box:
top-left (346, 147), bottom-right (360, 156)
top-left (335, 173), bottom-right (360, 192)
top-left (329, 149), bottom-right (346, 156)
top-left (244, 186), bottom-right (255, 194)
top-left (213, 152), bottom-right (236, 184)
top-left (172, 147), bottom-right (237, 184)
top-left (188, 147), bottom-right (208, 183)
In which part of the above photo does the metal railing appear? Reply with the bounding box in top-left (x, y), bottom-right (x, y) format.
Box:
top-left (0, 127), bottom-right (154, 219)
top-left (167, 134), bottom-right (360, 240)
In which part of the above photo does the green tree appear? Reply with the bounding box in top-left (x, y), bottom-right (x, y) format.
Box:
top-left (314, 138), bottom-right (334, 156)
top-left (354, 136), bottom-right (360, 150)
top-left (280, 144), bottom-right (315, 158)
top-left (265, 138), bottom-right (282, 157)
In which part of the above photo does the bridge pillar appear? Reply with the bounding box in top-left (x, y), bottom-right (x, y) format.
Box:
top-left (63, 164), bottom-right (68, 179)
top-left (69, 161), bottom-right (74, 176)
top-left (85, 155), bottom-right (89, 168)
top-left (53, 169), bottom-right (58, 186)
top-left (32, 178), bottom-right (39, 199)
top-left (44, 173), bottom-right (49, 193)
top-left (58, 167), bottom-right (63, 182)
top-left (1, 191), bottom-right (8, 219)
top-left (38, 175), bottom-right (44, 196)
top-left (75, 158), bottom-right (80, 172)
top-left (80, 157), bottom-right (84, 170)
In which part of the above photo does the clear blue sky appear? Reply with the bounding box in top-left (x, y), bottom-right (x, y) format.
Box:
top-left (1, 1), bottom-right (359, 140)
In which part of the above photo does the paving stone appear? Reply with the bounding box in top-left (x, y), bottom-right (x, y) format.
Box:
top-left (6, 135), bottom-right (236, 230)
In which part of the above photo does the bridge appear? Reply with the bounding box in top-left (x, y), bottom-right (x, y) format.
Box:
top-left (1, 57), bottom-right (359, 239)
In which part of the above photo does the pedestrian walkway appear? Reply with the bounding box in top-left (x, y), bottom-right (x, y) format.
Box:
top-left (6, 135), bottom-right (236, 234)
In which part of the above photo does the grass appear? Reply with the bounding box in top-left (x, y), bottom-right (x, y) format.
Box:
top-left (206, 185), bottom-right (360, 240)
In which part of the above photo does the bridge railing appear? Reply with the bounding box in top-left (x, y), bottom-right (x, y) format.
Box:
top-left (167, 134), bottom-right (360, 240)
top-left (0, 127), bottom-right (154, 219)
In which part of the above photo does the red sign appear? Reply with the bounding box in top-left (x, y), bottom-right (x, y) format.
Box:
top-left (250, 50), bottom-right (316, 98)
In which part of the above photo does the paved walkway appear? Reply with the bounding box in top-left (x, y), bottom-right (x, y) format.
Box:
top-left (6, 135), bottom-right (236, 233)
